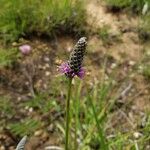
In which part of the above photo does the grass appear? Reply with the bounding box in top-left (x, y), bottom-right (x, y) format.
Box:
top-left (139, 13), bottom-right (150, 42)
top-left (104, 0), bottom-right (149, 13)
top-left (98, 25), bottom-right (110, 45)
top-left (0, 73), bottom-right (149, 149)
top-left (0, 48), bottom-right (148, 149)
top-left (97, 25), bottom-right (122, 45)
top-left (23, 93), bottom-right (60, 114)
top-left (104, 0), bottom-right (150, 42)
top-left (0, 96), bottom-right (15, 118)
top-left (142, 65), bottom-right (150, 80)
top-left (9, 118), bottom-right (42, 137)
top-left (105, 0), bottom-right (131, 9)
top-left (0, 48), bottom-right (19, 67)
top-left (61, 78), bottom-right (149, 150)
top-left (0, 0), bottom-right (86, 43)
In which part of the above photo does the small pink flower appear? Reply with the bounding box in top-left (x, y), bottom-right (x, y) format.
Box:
top-left (19, 44), bottom-right (31, 55)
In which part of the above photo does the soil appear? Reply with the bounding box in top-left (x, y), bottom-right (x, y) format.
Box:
top-left (0, 0), bottom-right (150, 150)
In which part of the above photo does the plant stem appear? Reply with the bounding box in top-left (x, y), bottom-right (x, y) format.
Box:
top-left (65, 78), bottom-right (72, 150)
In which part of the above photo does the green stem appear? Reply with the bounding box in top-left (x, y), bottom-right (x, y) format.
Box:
top-left (65, 78), bottom-right (72, 150)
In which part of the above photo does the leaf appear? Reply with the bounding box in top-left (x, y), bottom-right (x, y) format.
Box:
top-left (16, 136), bottom-right (27, 150)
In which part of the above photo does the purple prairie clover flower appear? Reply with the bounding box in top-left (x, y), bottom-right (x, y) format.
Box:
top-left (59, 37), bottom-right (87, 79)
top-left (59, 62), bottom-right (85, 79)
top-left (19, 44), bottom-right (31, 55)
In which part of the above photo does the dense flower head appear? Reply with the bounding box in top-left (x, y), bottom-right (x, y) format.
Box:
top-left (19, 44), bottom-right (31, 55)
top-left (59, 62), bottom-right (85, 79)
top-left (60, 37), bottom-right (87, 79)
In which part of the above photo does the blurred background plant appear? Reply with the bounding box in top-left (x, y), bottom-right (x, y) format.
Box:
top-left (139, 13), bottom-right (150, 42)
top-left (0, 0), bottom-right (86, 43)
top-left (104, 0), bottom-right (150, 13)
top-left (9, 118), bottom-right (42, 137)
top-left (0, 48), bottom-right (19, 67)
top-left (104, 0), bottom-right (150, 42)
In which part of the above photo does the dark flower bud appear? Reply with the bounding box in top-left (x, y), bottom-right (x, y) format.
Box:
top-left (69, 37), bottom-right (87, 73)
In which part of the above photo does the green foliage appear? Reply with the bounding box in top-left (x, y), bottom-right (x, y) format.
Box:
top-left (56, 77), bottom-right (150, 149)
top-left (131, 0), bottom-right (150, 13)
top-left (143, 65), bottom-right (150, 80)
top-left (24, 93), bottom-right (60, 113)
top-left (139, 13), bottom-right (150, 42)
top-left (105, 0), bottom-right (131, 9)
top-left (0, 0), bottom-right (86, 42)
top-left (98, 25), bottom-right (122, 45)
top-left (105, 0), bottom-right (150, 13)
top-left (57, 79), bottom-right (114, 149)
top-left (9, 118), bottom-right (41, 137)
top-left (104, 0), bottom-right (150, 42)
top-left (0, 48), bottom-right (19, 67)
top-left (79, 81), bottom-right (113, 149)
top-left (0, 96), bottom-right (15, 117)
top-left (98, 25), bottom-right (110, 45)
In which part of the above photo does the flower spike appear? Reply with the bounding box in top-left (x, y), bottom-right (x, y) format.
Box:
top-left (60, 37), bottom-right (87, 79)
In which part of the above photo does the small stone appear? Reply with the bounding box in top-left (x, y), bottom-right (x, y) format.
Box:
top-left (44, 57), bottom-right (50, 62)
top-left (38, 65), bottom-right (43, 70)
top-left (25, 81), bottom-right (30, 85)
top-left (34, 130), bottom-right (43, 137)
top-left (104, 75), bottom-right (109, 80)
top-left (112, 80), bottom-right (116, 85)
top-left (110, 63), bottom-right (117, 69)
top-left (128, 93), bottom-right (132, 96)
top-left (138, 65), bottom-right (143, 70)
top-left (100, 19), bottom-right (104, 23)
top-left (133, 132), bottom-right (142, 139)
top-left (17, 97), bottom-right (22, 101)
top-left (86, 71), bottom-right (90, 75)
top-left (9, 146), bottom-right (14, 150)
top-left (129, 73), bottom-right (135, 78)
top-left (12, 42), bottom-right (18, 46)
top-left (47, 124), bottom-right (54, 132)
top-left (129, 61), bottom-right (136, 66)
top-left (41, 132), bottom-right (49, 140)
top-left (45, 71), bottom-right (50, 76)
top-left (29, 107), bottom-right (33, 112)
top-left (43, 84), bottom-right (47, 89)
top-left (45, 63), bottom-right (50, 68)
top-left (46, 47), bottom-right (49, 50)
top-left (138, 65), bottom-right (143, 73)
top-left (25, 106), bottom-right (29, 110)
top-left (27, 93), bottom-right (32, 97)
top-left (55, 59), bottom-right (62, 65)
top-left (43, 66), bottom-right (47, 70)
top-left (146, 50), bottom-right (150, 56)
top-left (0, 146), bottom-right (5, 150)
top-left (67, 46), bottom-right (72, 52)
top-left (145, 90), bottom-right (149, 94)
top-left (140, 115), bottom-right (147, 128)
top-left (146, 145), bottom-right (150, 150)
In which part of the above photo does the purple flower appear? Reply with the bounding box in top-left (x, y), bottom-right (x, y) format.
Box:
top-left (59, 62), bottom-right (85, 79)
top-left (59, 37), bottom-right (87, 79)
top-left (19, 44), bottom-right (31, 55)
